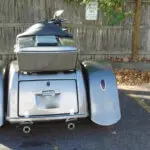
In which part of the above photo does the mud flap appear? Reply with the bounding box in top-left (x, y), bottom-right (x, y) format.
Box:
top-left (82, 61), bottom-right (121, 126)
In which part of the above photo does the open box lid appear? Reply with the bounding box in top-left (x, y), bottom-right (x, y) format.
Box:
top-left (15, 35), bottom-right (76, 50)
top-left (14, 37), bottom-right (78, 72)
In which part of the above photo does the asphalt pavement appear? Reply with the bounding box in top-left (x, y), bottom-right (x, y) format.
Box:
top-left (0, 87), bottom-right (150, 150)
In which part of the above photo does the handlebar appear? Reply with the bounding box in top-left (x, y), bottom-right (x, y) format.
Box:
top-left (51, 19), bottom-right (68, 27)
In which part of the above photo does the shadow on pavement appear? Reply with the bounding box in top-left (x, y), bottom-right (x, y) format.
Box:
top-left (0, 89), bottom-right (149, 150)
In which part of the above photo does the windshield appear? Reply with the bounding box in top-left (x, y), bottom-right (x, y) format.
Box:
top-left (59, 38), bottom-right (76, 46)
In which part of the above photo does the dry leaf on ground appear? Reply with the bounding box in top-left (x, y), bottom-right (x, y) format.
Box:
top-left (114, 69), bottom-right (150, 86)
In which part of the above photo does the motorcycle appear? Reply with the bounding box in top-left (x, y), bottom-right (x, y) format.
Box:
top-left (0, 10), bottom-right (121, 134)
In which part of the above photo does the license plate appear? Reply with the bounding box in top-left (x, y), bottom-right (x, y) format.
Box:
top-left (36, 94), bottom-right (59, 109)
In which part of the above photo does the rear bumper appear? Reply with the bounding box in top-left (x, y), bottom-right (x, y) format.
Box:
top-left (6, 114), bottom-right (88, 124)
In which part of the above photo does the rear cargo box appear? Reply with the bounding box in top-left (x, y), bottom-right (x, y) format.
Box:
top-left (15, 46), bottom-right (77, 72)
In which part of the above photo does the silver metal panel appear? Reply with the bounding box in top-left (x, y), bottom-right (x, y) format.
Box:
top-left (0, 74), bottom-right (4, 127)
top-left (82, 61), bottom-right (121, 126)
top-left (15, 46), bottom-right (78, 72)
top-left (19, 72), bottom-right (77, 81)
top-left (19, 80), bottom-right (78, 116)
top-left (76, 70), bottom-right (88, 115)
top-left (7, 61), bottom-right (19, 118)
top-left (7, 61), bottom-right (88, 123)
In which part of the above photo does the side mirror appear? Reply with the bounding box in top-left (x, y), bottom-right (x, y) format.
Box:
top-left (53, 10), bottom-right (64, 19)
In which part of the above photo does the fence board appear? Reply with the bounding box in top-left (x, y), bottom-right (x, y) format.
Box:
top-left (0, 0), bottom-right (150, 63)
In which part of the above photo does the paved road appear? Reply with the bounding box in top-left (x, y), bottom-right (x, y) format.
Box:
top-left (0, 88), bottom-right (150, 150)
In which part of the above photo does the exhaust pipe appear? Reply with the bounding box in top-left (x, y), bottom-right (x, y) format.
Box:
top-left (22, 125), bottom-right (31, 134)
top-left (67, 122), bottom-right (75, 130)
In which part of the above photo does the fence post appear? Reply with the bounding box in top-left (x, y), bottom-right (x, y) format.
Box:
top-left (132, 0), bottom-right (142, 60)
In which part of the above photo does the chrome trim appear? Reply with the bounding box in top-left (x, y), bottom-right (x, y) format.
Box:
top-left (15, 46), bottom-right (77, 53)
top-left (6, 114), bottom-right (88, 123)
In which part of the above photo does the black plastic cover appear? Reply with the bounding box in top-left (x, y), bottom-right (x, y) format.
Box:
top-left (17, 21), bottom-right (72, 38)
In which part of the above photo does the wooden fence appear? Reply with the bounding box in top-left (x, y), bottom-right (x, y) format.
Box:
top-left (0, 0), bottom-right (150, 63)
